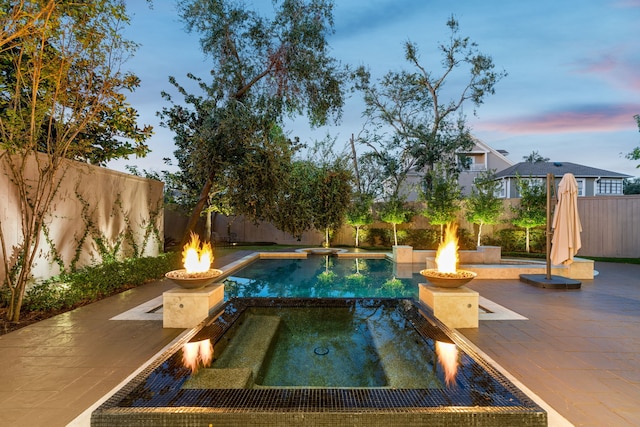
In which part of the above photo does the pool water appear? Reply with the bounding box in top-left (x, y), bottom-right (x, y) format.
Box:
top-left (224, 257), bottom-right (419, 299)
top-left (192, 303), bottom-right (441, 388)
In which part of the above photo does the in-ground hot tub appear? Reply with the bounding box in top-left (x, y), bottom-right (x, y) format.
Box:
top-left (92, 298), bottom-right (546, 426)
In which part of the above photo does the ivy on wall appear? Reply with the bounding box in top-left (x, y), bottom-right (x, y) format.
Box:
top-left (30, 175), bottom-right (164, 278)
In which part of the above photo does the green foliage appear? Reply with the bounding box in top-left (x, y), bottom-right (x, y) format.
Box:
top-left (379, 198), bottom-right (414, 246)
top-left (494, 229), bottom-right (546, 253)
top-left (465, 169), bottom-right (503, 246)
top-left (364, 228), bottom-right (393, 248)
top-left (523, 151), bottom-right (550, 163)
top-left (354, 16), bottom-right (506, 198)
top-left (625, 114), bottom-right (640, 167)
top-left (13, 253), bottom-right (181, 313)
top-left (511, 177), bottom-right (547, 229)
top-left (311, 163), bottom-right (353, 245)
top-left (404, 229), bottom-right (440, 249)
top-left (0, 0), bottom-right (151, 322)
top-left (421, 167), bottom-right (462, 226)
top-left (510, 176), bottom-right (547, 253)
top-left (345, 193), bottom-right (373, 247)
top-left (624, 178), bottom-right (640, 195)
top-left (162, 0), bottom-right (348, 242)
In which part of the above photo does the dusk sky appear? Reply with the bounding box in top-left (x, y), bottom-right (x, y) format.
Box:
top-left (110, 0), bottom-right (640, 178)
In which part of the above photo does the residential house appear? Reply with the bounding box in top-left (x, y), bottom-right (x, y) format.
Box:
top-left (402, 138), bottom-right (514, 201)
top-left (494, 161), bottom-right (632, 198)
top-left (457, 138), bottom-right (514, 196)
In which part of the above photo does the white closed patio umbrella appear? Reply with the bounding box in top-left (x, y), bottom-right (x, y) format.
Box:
top-left (550, 173), bottom-right (582, 265)
top-left (519, 173), bottom-right (582, 289)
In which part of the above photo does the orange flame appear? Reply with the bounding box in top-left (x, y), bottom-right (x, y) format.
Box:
top-left (182, 232), bottom-right (213, 274)
top-left (182, 339), bottom-right (214, 374)
top-left (435, 223), bottom-right (459, 273)
top-left (435, 340), bottom-right (459, 387)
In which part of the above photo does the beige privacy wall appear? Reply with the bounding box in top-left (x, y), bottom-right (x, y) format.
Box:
top-left (0, 152), bottom-right (164, 283)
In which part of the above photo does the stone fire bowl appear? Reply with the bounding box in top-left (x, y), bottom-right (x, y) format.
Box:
top-left (165, 269), bottom-right (223, 289)
top-left (420, 269), bottom-right (477, 288)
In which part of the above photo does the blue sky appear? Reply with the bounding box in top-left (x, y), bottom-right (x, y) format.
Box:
top-left (110, 0), bottom-right (640, 177)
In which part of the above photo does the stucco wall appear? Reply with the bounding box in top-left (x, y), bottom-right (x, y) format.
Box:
top-left (0, 152), bottom-right (164, 283)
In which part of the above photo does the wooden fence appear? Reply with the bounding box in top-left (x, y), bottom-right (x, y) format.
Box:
top-left (166, 196), bottom-right (640, 259)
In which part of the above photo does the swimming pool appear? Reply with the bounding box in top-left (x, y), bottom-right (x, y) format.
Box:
top-left (224, 256), bottom-right (419, 299)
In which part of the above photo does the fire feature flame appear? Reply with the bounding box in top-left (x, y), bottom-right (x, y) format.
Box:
top-left (435, 223), bottom-right (459, 274)
top-left (435, 340), bottom-right (459, 387)
top-left (182, 339), bottom-right (214, 374)
top-left (183, 232), bottom-right (213, 274)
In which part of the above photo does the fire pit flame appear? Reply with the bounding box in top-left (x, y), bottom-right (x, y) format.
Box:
top-left (165, 232), bottom-right (222, 289)
top-left (435, 223), bottom-right (459, 274)
top-left (421, 223), bottom-right (476, 288)
top-left (183, 232), bottom-right (213, 274)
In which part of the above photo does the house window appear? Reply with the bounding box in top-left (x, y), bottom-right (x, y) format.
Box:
top-left (597, 179), bottom-right (623, 195)
top-left (516, 178), bottom-right (543, 197)
top-left (575, 178), bottom-right (585, 197)
top-left (496, 179), bottom-right (506, 198)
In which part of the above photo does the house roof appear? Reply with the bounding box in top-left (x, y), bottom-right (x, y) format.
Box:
top-left (493, 161), bottom-right (632, 179)
top-left (458, 137), bottom-right (515, 167)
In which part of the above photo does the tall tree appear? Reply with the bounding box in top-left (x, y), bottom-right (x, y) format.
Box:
top-left (465, 169), bottom-right (503, 246)
top-left (421, 166), bottom-right (462, 242)
top-left (345, 193), bottom-right (373, 247)
top-left (355, 16), bottom-right (506, 195)
top-left (162, 0), bottom-right (347, 245)
top-left (511, 176), bottom-right (547, 253)
top-left (379, 196), bottom-right (413, 246)
top-left (0, 0), bottom-right (150, 322)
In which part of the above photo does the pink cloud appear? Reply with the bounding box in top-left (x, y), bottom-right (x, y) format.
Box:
top-left (570, 48), bottom-right (640, 92)
top-left (477, 104), bottom-right (640, 135)
top-left (572, 53), bottom-right (640, 91)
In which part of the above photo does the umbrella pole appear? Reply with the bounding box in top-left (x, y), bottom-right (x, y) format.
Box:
top-left (545, 173), bottom-right (553, 280)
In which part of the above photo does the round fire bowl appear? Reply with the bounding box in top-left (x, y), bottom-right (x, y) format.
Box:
top-left (420, 269), bottom-right (477, 288)
top-left (165, 269), bottom-right (223, 289)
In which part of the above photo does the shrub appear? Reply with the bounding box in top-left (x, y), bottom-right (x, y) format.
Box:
top-left (18, 252), bottom-right (182, 314)
top-left (496, 228), bottom-right (545, 253)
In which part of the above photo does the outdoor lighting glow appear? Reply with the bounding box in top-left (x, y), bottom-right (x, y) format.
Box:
top-left (435, 223), bottom-right (459, 274)
top-left (182, 232), bottom-right (213, 274)
top-left (435, 340), bottom-right (459, 386)
top-left (182, 339), bottom-right (213, 374)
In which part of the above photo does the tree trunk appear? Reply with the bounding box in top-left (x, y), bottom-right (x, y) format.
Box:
top-left (181, 174), bottom-right (214, 247)
top-left (525, 228), bottom-right (531, 253)
top-left (350, 134), bottom-right (361, 193)
top-left (393, 224), bottom-right (398, 246)
top-left (477, 222), bottom-right (483, 247)
top-left (355, 225), bottom-right (360, 247)
top-left (205, 209), bottom-right (212, 242)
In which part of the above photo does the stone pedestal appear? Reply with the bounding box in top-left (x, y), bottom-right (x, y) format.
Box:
top-left (163, 283), bottom-right (224, 328)
top-left (419, 284), bottom-right (479, 329)
top-left (393, 245), bottom-right (413, 264)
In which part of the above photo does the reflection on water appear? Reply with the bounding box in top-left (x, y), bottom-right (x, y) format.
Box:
top-left (182, 339), bottom-right (213, 374)
top-left (435, 341), bottom-right (459, 387)
top-left (224, 257), bottom-right (419, 299)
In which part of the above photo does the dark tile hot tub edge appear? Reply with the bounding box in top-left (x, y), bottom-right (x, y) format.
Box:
top-left (92, 407), bottom-right (547, 427)
top-left (91, 298), bottom-right (547, 427)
